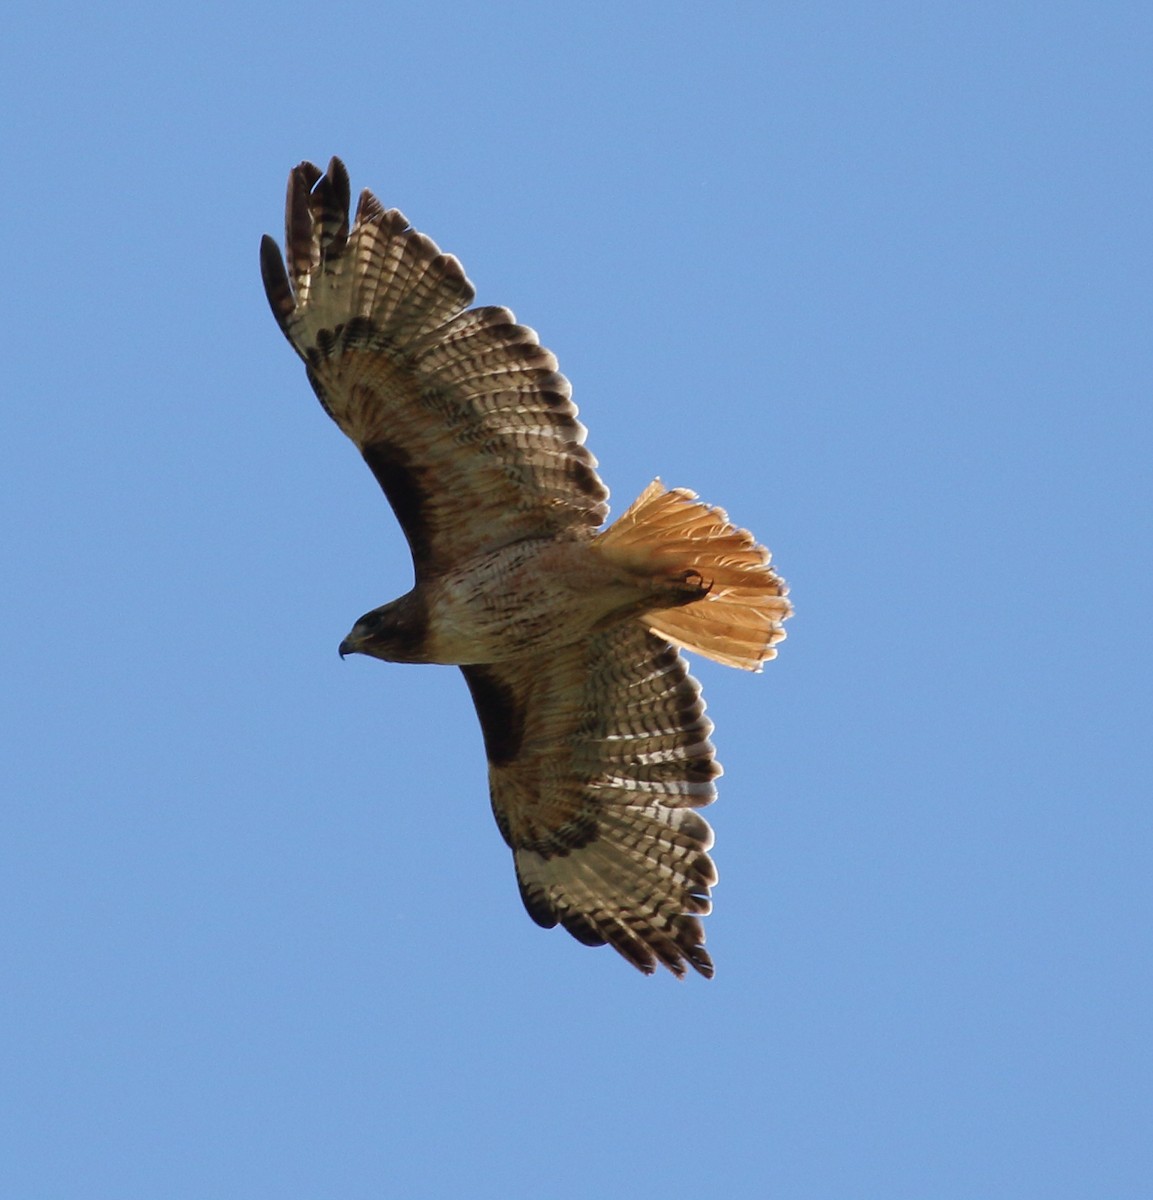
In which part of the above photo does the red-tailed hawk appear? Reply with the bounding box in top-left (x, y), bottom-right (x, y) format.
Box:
top-left (261, 158), bottom-right (791, 978)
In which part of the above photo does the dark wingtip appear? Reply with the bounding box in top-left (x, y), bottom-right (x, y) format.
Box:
top-left (259, 234), bottom-right (294, 329)
top-left (283, 157), bottom-right (353, 276)
top-left (688, 945), bottom-right (715, 980)
top-left (355, 186), bottom-right (386, 224)
top-left (285, 161), bottom-right (322, 283)
top-left (313, 157), bottom-right (351, 255)
top-left (516, 873), bottom-right (561, 931)
top-left (326, 156), bottom-right (350, 199)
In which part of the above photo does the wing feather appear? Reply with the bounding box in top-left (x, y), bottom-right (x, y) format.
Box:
top-left (261, 157), bottom-right (609, 574)
top-left (461, 624), bottom-right (721, 979)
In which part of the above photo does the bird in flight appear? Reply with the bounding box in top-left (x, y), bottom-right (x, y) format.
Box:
top-left (260, 159), bottom-right (791, 977)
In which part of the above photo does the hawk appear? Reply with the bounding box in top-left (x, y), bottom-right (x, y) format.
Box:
top-left (260, 159), bottom-right (791, 978)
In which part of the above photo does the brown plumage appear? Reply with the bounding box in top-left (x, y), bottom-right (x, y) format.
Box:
top-left (261, 157), bottom-right (791, 978)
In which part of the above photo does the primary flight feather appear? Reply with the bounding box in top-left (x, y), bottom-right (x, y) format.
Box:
top-left (261, 158), bottom-right (791, 977)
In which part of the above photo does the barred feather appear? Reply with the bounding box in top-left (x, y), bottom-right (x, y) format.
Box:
top-left (261, 160), bottom-right (794, 978)
top-left (260, 156), bottom-right (608, 573)
top-left (465, 625), bottom-right (721, 978)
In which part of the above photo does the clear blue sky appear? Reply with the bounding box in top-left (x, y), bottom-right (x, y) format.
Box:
top-left (3, 3), bottom-right (1150, 1197)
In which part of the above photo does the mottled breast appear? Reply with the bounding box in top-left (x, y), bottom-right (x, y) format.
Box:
top-left (421, 535), bottom-right (643, 665)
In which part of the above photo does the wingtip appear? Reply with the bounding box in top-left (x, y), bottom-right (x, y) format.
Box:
top-left (259, 233), bottom-right (294, 328)
top-left (325, 155), bottom-right (349, 193)
top-left (285, 163), bottom-right (318, 283)
top-left (355, 186), bottom-right (386, 224)
top-left (317, 157), bottom-right (351, 252)
top-left (292, 159), bottom-right (324, 189)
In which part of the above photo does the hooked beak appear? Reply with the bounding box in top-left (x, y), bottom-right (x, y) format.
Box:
top-left (339, 619), bottom-right (373, 659)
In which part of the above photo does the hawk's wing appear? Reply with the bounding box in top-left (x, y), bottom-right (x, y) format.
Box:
top-left (461, 623), bottom-right (721, 978)
top-left (261, 158), bottom-right (608, 576)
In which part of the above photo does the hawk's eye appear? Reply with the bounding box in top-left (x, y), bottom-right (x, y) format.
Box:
top-left (362, 610), bottom-right (391, 635)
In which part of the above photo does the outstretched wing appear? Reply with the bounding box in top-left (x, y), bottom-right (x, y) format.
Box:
top-left (461, 624), bottom-right (721, 978)
top-left (261, 157), bottom-right (609, 576)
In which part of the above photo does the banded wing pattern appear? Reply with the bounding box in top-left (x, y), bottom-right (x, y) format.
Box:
top-left (261, 158), bottom-right (607, 573)
top-left (464, 623), bottom-right (720, 978)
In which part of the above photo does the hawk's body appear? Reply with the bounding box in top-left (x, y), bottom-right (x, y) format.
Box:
top-left (261, 159), bottom-right (791, 977)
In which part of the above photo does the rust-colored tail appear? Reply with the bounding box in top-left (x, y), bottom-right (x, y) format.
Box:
top-left (596, 480), bottom-right (792, 671)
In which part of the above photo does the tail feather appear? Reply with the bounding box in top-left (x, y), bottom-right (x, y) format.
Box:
top-left (597, 480), bottom-right (791, 671)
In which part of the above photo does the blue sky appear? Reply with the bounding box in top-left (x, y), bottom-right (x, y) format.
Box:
top-left (3, 3), bottom-right (1150, 1197)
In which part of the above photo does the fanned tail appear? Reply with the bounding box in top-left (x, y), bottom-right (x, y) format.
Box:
top-left (597, 480), bottom-right (792, 671)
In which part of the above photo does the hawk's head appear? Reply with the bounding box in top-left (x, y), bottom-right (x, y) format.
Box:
top-left (338, 592), bottom-right (428, 664)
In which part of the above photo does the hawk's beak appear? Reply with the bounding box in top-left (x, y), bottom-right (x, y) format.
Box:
top-left (340, 625), bottom-right (369, 659)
